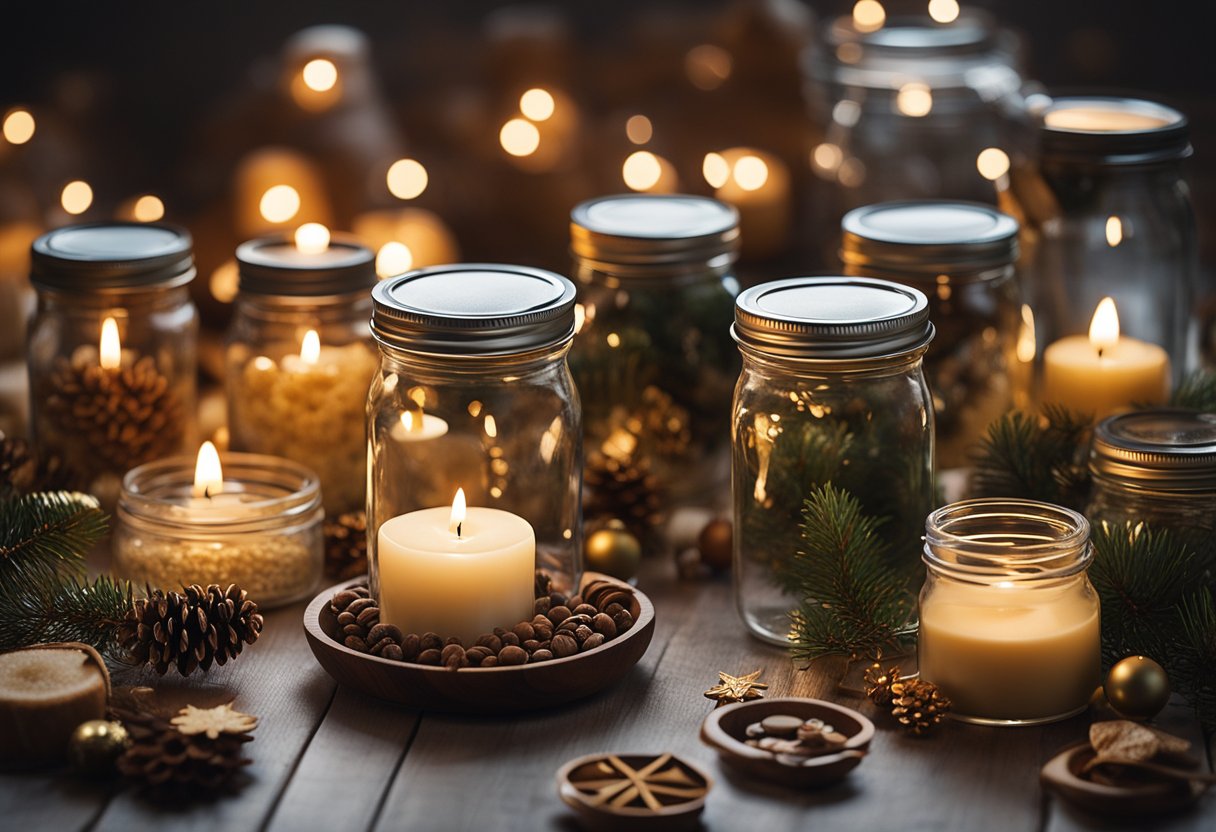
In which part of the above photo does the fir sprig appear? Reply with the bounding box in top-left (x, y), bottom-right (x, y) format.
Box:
top-left (1176, 589), bottom-right (1216, 731)
top-left (969, 405), bottom-right (1091, 510)
top-left (0, 575), bottom-right (131, 655)
top-left (0, 491), bottom-right (107, 593)
top-left (1172, 370), bottom-right (1216, 411)
top-left (786, 483), bottom-right (916, 664)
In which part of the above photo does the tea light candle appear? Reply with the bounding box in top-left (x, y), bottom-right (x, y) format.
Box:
top-left (1042, 297), bottom-right (1169, 419)
top-left (377, 488), bottom-right (535, 645)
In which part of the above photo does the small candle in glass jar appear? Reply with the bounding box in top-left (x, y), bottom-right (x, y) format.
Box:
top-left (918, 499), bottom-right (1101, 725)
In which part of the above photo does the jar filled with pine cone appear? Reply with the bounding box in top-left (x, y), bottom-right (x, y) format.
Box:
top-left (583, 446), bottom-right (665, 545)
top-left (117, 584), bottom-right (263, 676)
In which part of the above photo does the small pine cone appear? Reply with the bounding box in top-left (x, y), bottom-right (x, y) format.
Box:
top-left (583, 447), bottom-right (666, 543)
top-left (323, 511), bottom-right (368, 581)
top-left (0, 435), bottom-right (74, 497)
top-left (113, 707), bottom-right (253, 794)
top-left (863, 664), bottom-right (902, 707)
top-left (639, 385), bottom-right (692, 457)
top-left (890, 679), bottom-right (951, 736)
top-left (117, 584), bottom-right (264, 676)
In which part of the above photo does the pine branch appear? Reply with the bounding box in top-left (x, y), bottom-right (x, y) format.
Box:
top-left (969, 405), bottom-right (1092, 510)
top-left (0, 491), bottom-right (108, 594)
top-left (1176, 589), bottom-right (1216, 732)
top-left (786, 483), bottom-right (916, 664)
top-left (0, 574), bottom-right (132, 656)
top-left (1171, 370), bottom-right (1216, 411)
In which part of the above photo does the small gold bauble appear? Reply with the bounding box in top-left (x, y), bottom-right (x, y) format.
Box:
top-left (697, 518), bottom-right (733, 572)
top-left (585, 525), bottom-right (642, 580)
top-left (1104, 655), bottom-right (1170, 721)
top-left (68, 719), bottom-right (130, 777)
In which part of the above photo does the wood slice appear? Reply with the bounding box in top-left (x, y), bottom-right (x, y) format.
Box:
top-left (302, 572), bottom-right (655, 713)
top-left (557, 752), bottom-right (711, 832)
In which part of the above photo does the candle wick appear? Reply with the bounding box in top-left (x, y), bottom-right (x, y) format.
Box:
top-left (456, 521), bottom-right (462, 539)
top-left (1097, 347), bottom-right (1104, 359)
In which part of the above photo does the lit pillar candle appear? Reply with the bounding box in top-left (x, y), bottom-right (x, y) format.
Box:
top-left (377, 489), bottom-right (535, 645)
top-left (1041, 297), bottom-right (1169, 418)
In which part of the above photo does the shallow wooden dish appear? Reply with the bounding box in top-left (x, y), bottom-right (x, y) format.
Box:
top-left (701, 697), bottom-right (873, 788)
top-left (557, 752), bottom-right (711, 832)
top-left (303, 573), bottom-right (655, 713)
top-left (1040, 742), bottom-right (1207, 817)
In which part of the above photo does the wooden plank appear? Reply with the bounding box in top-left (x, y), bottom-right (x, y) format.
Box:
top-left (87, 600), bottom-right (336, 832)
top-left (0, 772), bottom-right (109, 831)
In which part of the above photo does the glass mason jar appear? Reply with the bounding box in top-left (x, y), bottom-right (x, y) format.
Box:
top-left (569, 194), bottom-right (740, 530)
top-left (225, 234), bottom-right (378, 515)
top-left (1088, 409), bottom-right (1216, 563)
top-left (841, 201), bottom-right (1023, 469)
top-left (920, 498), bottom-right (1100, 725)
top-left (802, 9), bottom-right (1031, 266)
top-left (368, 264), bottom-right (582, 597)
top-left (27, 223), bottom-right (198, 503)
top-left (732, 276), bottom-right (936, 644)
top-left (114, 451), bottom-right (324, 608)
top-left (1015, 97), bottom-right (1198, 375)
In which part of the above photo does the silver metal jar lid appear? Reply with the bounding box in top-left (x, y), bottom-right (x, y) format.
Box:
top-left (733, 276), bottom-right (934, 360)
top-left (31, 222), bottom-right (195, 292)
top-left (841, 201), bottom-right (1019, 276)
top-left (570, 194), bottom-right (739, 272)
top-left (371, 264), bottom-right (576, 356)
top-left (236, 234), bottom-right (376, 298)
top-left (1091, 409), bottom-right (1216, 491)
top-left (1039, 97), bottom-right (1191, 166)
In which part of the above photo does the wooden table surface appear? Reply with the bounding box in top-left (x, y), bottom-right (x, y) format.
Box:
top-left (2, 560), bottom-right (1212, 832)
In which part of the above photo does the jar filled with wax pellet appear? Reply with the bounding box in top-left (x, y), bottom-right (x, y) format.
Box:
top-left (225, 234), bottom-right (379, 515)
top-left (27, 223), bottom-right (198, 503)
top-left (368, 265), bottom-right (582, 596)
top-left (569, 195), bottom-right (740, 534)
top-left (841, 201), bottom-right (1024, 469)
top-left (1014, 96), bottom-right (1200, 374)
top-left (1088, 409), bottom-right (1216, 564)
top-left (920, 498), bottom-right (1100, 725)
top-left (732, 276), bottom-right (936, 644)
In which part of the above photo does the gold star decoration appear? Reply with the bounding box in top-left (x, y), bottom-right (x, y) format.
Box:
top-left (703, 669), bottom-right (768, 707)
top-left (170, 703), bottom-right (259, 740)
top-left (570, 754), bottom-right (707, 812)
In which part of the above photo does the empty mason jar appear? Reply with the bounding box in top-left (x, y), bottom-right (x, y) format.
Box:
top-left (367, 265), bottom-right (583, 596)
top-left (732, 276), bottom-right (936, 644)
top-left (841, 200), bottom-right (1023, 469)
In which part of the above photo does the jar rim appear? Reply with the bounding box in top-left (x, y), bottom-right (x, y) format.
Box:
top-left (841, 200), bottom-right (1019, 275)
top-left (1038, 96), bottom-right (1191, 166)
top-left (31, 222), bottom-right (196, 293)
top-left (236, 233), bottom-right (376, 298)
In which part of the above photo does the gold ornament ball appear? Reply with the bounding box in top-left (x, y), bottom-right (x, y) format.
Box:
top-left (585, 526), bottom-right (642, 580)
top-left (697, 518), bottom-right (733, 572)
top-left (1104, 655), bottom-right (1170, 721)
top-left (68, 719), bottom-right (130, 777)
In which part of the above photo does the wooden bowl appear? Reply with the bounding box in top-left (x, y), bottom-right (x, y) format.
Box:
top-left (557, 752), bottom-right (711, 832)
top-left (700, 697), bottom-right (873, 788)
top-left (1040, 742), bottom-right (1206, 817)
top-left (303, 573), bottom-right (655, 713)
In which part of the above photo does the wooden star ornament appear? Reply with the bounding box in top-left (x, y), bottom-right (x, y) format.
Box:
top-left (170, 703), bottom-right (259, 739)
top-left (703, 669), bottom-right (768, 707)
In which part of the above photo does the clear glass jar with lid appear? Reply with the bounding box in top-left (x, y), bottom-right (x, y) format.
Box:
top-left (26, 223), bottom-right (198, 502)
top-left (732, 276), bottom-right (936, 644)
top-left (841, 200), bottom-right (1023, 469)
top-left (920, 498), bottom-right (1100, 725)
top-left (225, 234), bottom-right (379, 515)
top-left (367, 264), bottom-right (582, 596)
top-left (1015, 97), bottom-right (1198, 374)
top-left (569, 194), bottom-right (741, 526)
top-left (1087, 409), bottom-right (1216, 563)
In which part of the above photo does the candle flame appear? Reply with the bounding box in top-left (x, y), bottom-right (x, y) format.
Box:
top-left (1089, 297), bottom-right (1120, 356)
top-left (400, 410), bottom-right (424, 435)
top-left (294, 222), bottom-right (330, 254)
top-left (300, 329), bottom-right (321, 365)
top-left (192, 441), bottom-right (223, 499)
top-left (99, 317), bottom-right (122, 370)
top-left (450, 487), bottom-right (467, 537)
top-left (1105, 216), bottom-right (1123, 247)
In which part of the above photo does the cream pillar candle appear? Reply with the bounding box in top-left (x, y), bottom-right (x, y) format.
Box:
top-left (377, 489), bottom-right (535, 645)
top-left (1042, 297), bottom-right (1169, 419)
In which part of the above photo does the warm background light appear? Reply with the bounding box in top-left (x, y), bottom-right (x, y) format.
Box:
top-left (928, 0), bottom-right (961, 24)
top-left (60, 180), bottom-right (93, 215)
top-left (210, 261), bottom-right (239, 304)
top-left (376, 241), bottom-right (413, 277)
top-left (519, 88), bottom-right (555, 122)
top-left (1105, 216), bottom-right (1123, 247)
top-left (260, 184), bottom-right (301, 223)
top-left (1089, 297), bottom-right (1120, 352)
top-left (99, 317), bottom-right (121, 370)
top-left (131, 194), bottom-right (165, 222)
top-left (386, 158), bottom-right (428, 200)
top-left (623, 151), bottom-right (662, 191)
top-left (625, 114), bottom-right (652, 145)
top-left (702, 153), bottom-right (730, 188)
top-left (897, 83), bottom-right (933, 117)
top-left (2, 108), bottom-right (35, 144)
top-left (732, 155), bottom-right (769, 192)
top-left (812, 142), bottom-right (844, 175)
top-left (499, 118), bottom-right (540, 157)
top-left (685, 44), bottom-right (732, 91)
top-left (976, 147), bottom-right (1010, 181)
top-left (294, 222), bottom-right (331, 254)
top-left (301, 58), bottom-right (338, 92)
top-left (852, 0), bottom-right (886, 32)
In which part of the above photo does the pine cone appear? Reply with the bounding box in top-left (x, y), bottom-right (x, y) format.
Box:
top-left (863, 663), bottom-right (902, 707)
top-left (45, 354), bottom-right (185, 473)
top-left (638, 385), bottom-right (692, 457)
top-left (117, 584), bottom-right (264, 676)
top-left (323, 511), bottom-right (368, 580)
top-left (890, 679), bottom-right (951, 736)
top-left (114, 705), bottom-right (254, 794)
top-left (0, 435), bottom-right (73, 498)
top-left (583, 446), bottom-right (666, 543)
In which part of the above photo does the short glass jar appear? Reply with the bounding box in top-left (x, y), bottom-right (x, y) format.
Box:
top-left (225, 234), bottom-right (379, 515)
top-left (569, 195), bottom-right (740, 522)
top-left (732, 276), bottom-right (936, 644)
top-left (114, 452), bottom-right (324, 608)
top-left (367, 264), bottom-right (582, 596)
top-left (1088, 409), bottom-right (1216, 562)
top-left (27, 223), bottom-right (198, 502)
top-left (919, 498), bottom-right (1101, 726)
top-left (841, 201), bottom-right (1023, 469)
top-left (1016, 97), bottom-right (1198, 374)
